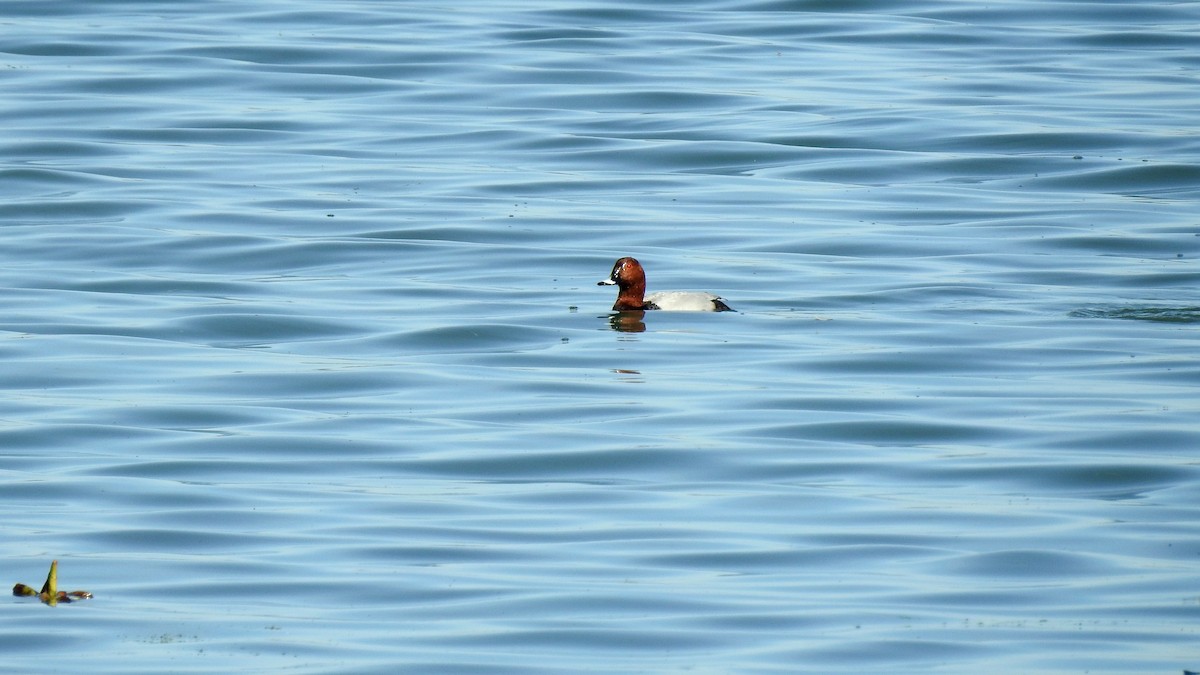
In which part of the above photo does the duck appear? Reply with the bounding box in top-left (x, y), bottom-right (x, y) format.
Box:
top-left (598, 257), bottom-right (734, 312)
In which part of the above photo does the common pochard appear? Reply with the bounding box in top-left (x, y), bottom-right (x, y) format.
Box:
top-left (598, 257), bottom-right (734, 312)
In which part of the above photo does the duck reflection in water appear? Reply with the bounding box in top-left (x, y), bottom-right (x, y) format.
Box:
top-left (607, 311), bottom-right (647, 333)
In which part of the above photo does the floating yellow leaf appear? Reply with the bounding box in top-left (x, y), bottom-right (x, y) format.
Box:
top-left (12, 560), bottom-right (92, 606)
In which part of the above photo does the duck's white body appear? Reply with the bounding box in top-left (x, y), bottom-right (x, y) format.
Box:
top-left (643, 290), bottom-right (732, 312)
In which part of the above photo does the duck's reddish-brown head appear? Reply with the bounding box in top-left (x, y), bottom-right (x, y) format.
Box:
top-left (597, 256), bottom-right (649, 311)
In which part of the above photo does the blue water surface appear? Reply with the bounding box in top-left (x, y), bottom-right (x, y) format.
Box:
top-left (2, 1), bottom-right (1199, 673)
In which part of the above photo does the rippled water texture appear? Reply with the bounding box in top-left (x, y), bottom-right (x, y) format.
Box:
top-left (2, 1), bottom-right (1199, 673)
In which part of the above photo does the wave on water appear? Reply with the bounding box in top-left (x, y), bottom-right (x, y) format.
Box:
top-left (1070, 305), bottom-right (1200, 323)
